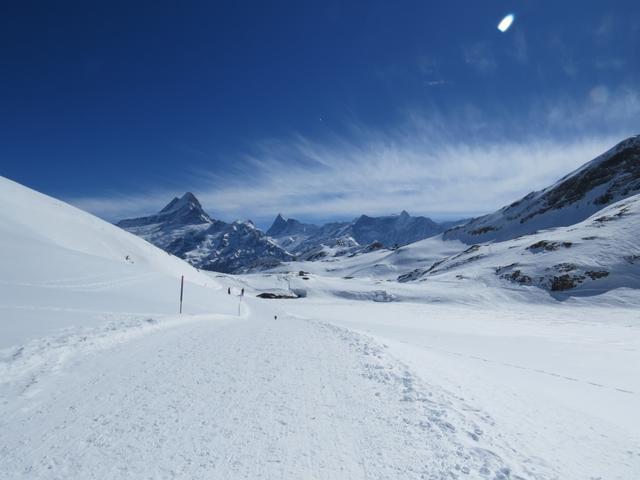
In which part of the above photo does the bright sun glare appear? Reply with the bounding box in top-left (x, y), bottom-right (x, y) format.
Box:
top-left (497, 13), bottom-right (515, 32)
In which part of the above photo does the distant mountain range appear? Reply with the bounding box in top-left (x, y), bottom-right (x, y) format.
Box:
top-left (117, 136), bottom-right (640, 276)
top-left (117, 193), bottom-right (293, 273)
top-left (266, 211), bottom-right (463, 261)
top-left (117, 197), bottom-right (461, 273)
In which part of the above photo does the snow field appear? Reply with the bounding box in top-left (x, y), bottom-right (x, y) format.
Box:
top-left (2, 308), bottom-right (546, 479)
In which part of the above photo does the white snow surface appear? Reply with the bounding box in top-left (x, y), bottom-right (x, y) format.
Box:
top-left (0, 176), bottom-right (235, 347)
top-left (1, 176), bottom-right (639, 479)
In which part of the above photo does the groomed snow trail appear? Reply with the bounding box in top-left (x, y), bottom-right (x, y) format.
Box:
top-left (1, 312), bottom-right (547, 479)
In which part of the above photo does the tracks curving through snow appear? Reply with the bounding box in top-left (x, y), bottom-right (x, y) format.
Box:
top-left (1, 311), bottom-right (553, 479)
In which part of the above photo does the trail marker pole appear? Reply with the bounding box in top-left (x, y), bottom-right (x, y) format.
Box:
top-left (179, 275), bottom-right (184, 314)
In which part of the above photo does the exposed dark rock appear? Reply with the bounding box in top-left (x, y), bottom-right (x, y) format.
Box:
top-left (594, 206), bottom-right (630, 224)
top-left (470, 226), bottom-right (498, 235)
top-left (365, 241), bottom-right (385, 252)
top-left (550, 263), bottom-right (578, 273)
top-left (585, 270), bottom-right (609, 280)
top-left (397, 268), bottom-right (427, 283)
top-left (550, 274), bottom-right (584, 291)
top-left (500, 270), bottom-right (532, 286)
top-left (527, 240), bottom-right (573, 252)
top-left (495, 263), bottom-right (519, 275)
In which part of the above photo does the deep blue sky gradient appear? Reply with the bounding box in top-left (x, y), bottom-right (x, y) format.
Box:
top-left (1, 1), bottom-right (639, 223)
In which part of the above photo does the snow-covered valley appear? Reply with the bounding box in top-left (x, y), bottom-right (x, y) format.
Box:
top-left (5, 1), bottom-right (640, 477)
top-left (1, 174), bottom-right (639, 479)
top-left (229, 271), bottom-right (640, 479)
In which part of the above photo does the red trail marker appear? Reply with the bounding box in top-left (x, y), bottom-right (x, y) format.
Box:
top-left (179, 275), bottom-right (184, 314)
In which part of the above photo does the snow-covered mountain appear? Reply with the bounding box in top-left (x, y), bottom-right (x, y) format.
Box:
top-left (265, 214), bottom-right (320, 251)
top-left (117, 193), bottom-right (293, 273)
top-left (116, 135), bottom-right (640, 277)
top-left (118, 197), bottom-right (461, 272)
top-left (351, 211), bottom-right (443, 246)
top-left (267, 211), bottom-right (456, 260)
top-left (398, 193), bottom-right (640, 296)
top-left (444, 135), bottom-right (640, 243)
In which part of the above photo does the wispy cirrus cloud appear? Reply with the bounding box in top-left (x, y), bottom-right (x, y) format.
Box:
top-left (67, 135), bottom-right (621, 226)
top-left (67, 87), bottom-right (639, 226)
top-left (545, 85), bottom-right (640, 130)
top-left (191, 134), bottom-right (617, 223)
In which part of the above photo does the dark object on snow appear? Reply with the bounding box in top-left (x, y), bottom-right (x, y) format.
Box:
top-left (527, 240), bottom-right (572, 252)
top-left (365, 241), bottom-right (384, 252)
top-left (256, 292), bottom-right (297, 299)
top-left (227, 287), bottom-right (230, 295)
top-left (274, 315), bottom-right (278, 320)
top-left (550, 274), bottom-right (583, 291)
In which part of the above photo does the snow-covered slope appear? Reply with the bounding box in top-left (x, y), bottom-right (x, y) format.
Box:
top-left (280, 235), bottom-right (467, 282)
top-left (0, 177), bottom-right (236, 347)
top-left (403, 194), bottom-right (640, 296)
top-left (118, 193), bottom-right (293, 273)
top-left (444, 135), bottom-right (640, 243)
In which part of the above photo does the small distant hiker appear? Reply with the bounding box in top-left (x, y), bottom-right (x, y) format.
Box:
top-left (274, 315), bottom-right (278, 321)
top-left (241, 288), bottom-right (245, 296)
top-left (227, 287), bottom-right (231, 295)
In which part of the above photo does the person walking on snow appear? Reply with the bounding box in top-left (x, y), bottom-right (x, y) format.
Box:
top-left (241, 288), bottom-right (244, 297)
top-left (227, 287), bottom-right (230, 295)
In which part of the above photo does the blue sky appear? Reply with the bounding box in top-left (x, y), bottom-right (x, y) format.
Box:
top-left (2, 1), bottom-right (639, 227)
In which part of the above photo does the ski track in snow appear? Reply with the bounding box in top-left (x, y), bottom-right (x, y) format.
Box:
top-left (393, 340), bottom-right (637, 396)
top-left (0, 313), bottom-right (555, 480)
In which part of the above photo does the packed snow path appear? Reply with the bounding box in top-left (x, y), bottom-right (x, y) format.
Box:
top-left (1, 311), bottom-right (552, 479)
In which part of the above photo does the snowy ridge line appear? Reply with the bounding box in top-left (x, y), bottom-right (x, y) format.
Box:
top-left (0, 310), bottom-right (246, 397)
top-left (300, 317), bottom-right (558, 479)
top-left (402, 195), bottom-right (640, 297)
top-left (443, 135), bottom-right (640, 244)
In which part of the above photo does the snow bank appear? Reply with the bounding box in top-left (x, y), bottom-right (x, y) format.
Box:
top-left (0, 176), bottom-right (237, 348)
